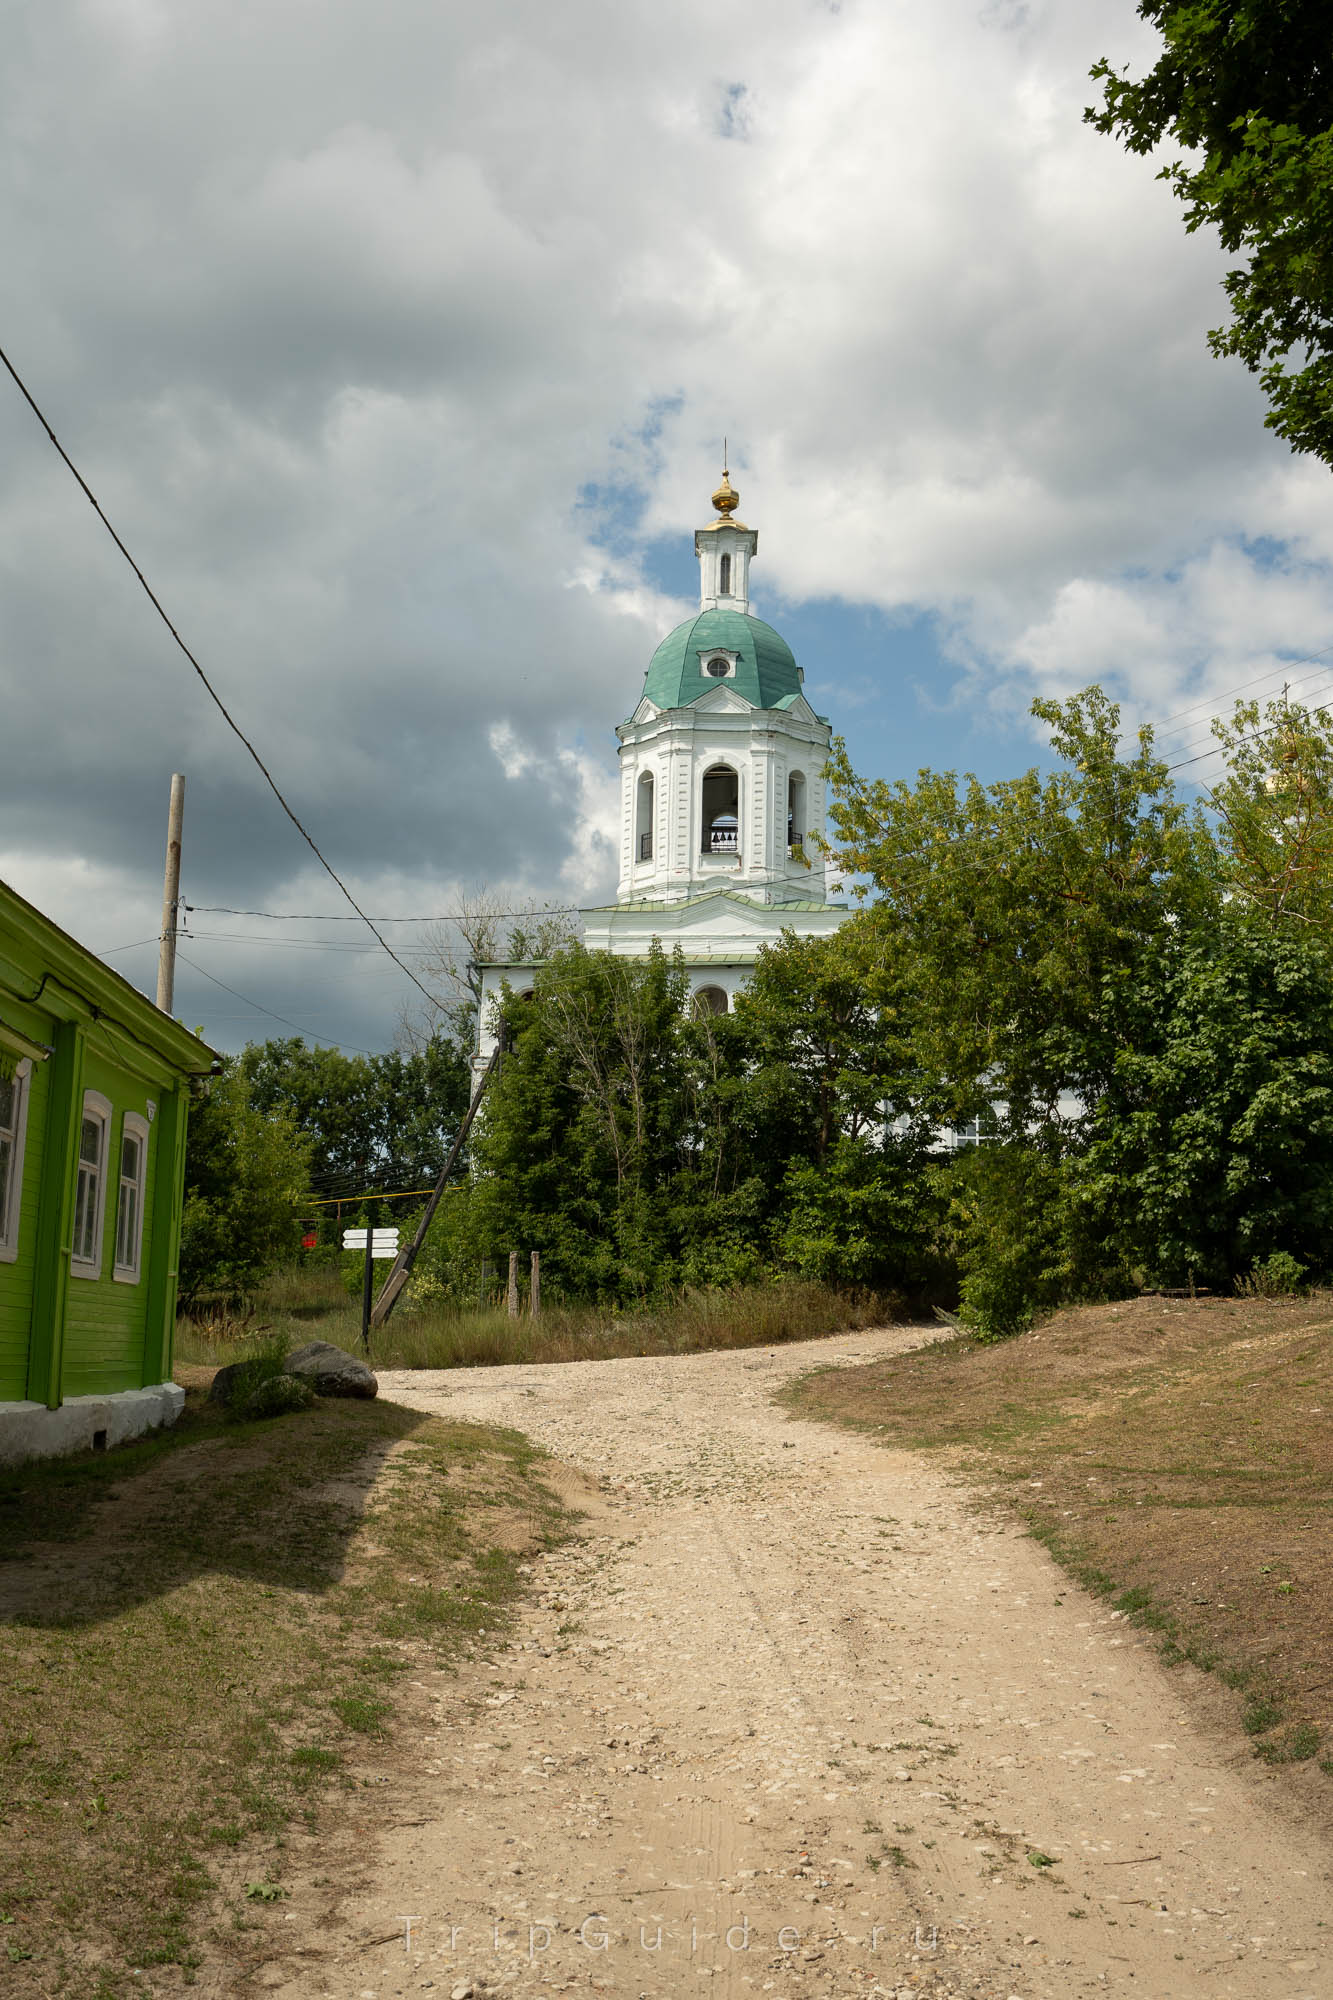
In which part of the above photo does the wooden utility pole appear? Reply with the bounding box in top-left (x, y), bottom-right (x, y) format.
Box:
top-left (368, 1043), bottom-right (502, 1329)
top-left (530, 1249), bottom-right (540, 1318)
top-left (156, 773), bottom-right (185, 1015)
top-left (360, 1226), bottom-right (375, 1353)
top-left (507, 1250), bottom-right (519, 1318)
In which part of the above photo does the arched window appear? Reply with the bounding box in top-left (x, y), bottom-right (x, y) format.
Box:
top-left (692, 985), bottom-right (729, 1018)
top-left (719, 552), bottom-right (731, 595)
top-left (636, 769), bottom-right (654, 861)
top-left (701, 765), bottom-right (739, 854)
top-left (787, 770), bottom-right (807, 853)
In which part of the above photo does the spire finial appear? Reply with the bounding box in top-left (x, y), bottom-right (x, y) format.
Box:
top-left (711, 456), bottom-right (739, 518)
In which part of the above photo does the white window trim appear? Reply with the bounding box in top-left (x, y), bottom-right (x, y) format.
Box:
top-left (71, 1089), bottom-right (112, 1281)
top-left (0, 1058), bottom-right (33, 1264)
top-left (113, 1111), bottom-right (149, 1284)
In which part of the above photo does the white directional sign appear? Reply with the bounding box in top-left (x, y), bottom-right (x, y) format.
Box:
top-left (342, 1228), bottom-right (400, 1260)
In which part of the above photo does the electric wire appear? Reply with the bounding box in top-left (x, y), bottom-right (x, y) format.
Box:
top-left (173, 949), bottom-right (380, 1055)
top-left (1146, 642), bottom-right (1333, 740)
top-left (184, 904), bottom-right (582, 922)
top-left (0, 339), bottom-right (439, 1007)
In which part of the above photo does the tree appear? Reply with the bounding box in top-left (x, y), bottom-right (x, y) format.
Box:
top-left (240, 1034), bottom-right (470, 1199)
top-left (826, 686), bottom-right (1217, 1138)
top-left (398, 894), bottom-right (581, 1050)
top-left (179, 1062), bottom-right (312, 1304)
top-left (1074, 913), bottom-right (1333, 1285)
top-left (462, 943), bottom-right (695, 1299)
top-left (1208, 693), bottom-right (1333, 925)
top-left (1089, 3), bottom-right (1333, 463)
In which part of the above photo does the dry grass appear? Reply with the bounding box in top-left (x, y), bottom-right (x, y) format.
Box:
top-left (174, 1273), bottom-right (899, 1374)
top-left (784, 1293), bottom-right (1333, 1790)
top-left (0, 1393), bottom-right (571, 1998)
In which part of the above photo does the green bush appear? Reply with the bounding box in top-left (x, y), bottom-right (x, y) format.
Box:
top-left (1239, 1251), bottom-right (1309, 1298)
top-left (242, 1373), bottom-right (317, 1420)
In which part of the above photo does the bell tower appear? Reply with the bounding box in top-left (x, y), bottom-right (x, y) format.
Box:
top-left (612, 470), bottom-right (834, 910)
top-left (473, 467), bottom-right (850, 1075)
top-left (695, 467), bottom-right (758, 613)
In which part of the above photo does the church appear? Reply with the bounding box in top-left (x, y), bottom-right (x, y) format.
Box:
top-left (474, 470), bottom-right (848, 1067)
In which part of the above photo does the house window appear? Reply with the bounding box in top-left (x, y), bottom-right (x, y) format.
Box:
top-left (114, 1112), bottom-right (149, 1283)
top-left (719, 553), bottom-right (731, 595)
top-left (72, 1090), bottom-right (112, 1278)
top-left (0, 1059), bottom-right (32, 1263)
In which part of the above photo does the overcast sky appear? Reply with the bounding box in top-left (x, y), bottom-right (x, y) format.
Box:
top-left (4, 0), bottom-right (1332, 1057)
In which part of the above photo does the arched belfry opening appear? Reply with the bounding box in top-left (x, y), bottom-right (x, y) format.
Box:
top-left (702, 765), bottom-right (739, 854)
top-left (692, 985), bottom-right (729, 1018)
top-left (636, 770), bottom-right (654, 861)
top-left (788, 770), bottom-right (807, 851)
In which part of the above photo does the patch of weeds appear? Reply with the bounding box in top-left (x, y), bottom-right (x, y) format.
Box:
top-left (865, 1853), bottom-right (881, 1873)
top-left (331, 1694), bottom-right (392, 1737)
top-left (244, 1882), bottom-right (288, 1903)
top-left (290, 1746), bottom-right (342, 1778)
top-left (1254, 1723), bottom-right (1320, 1765)
top-left (886, 1846), bottom-right (914, 1869)
top-left (1241, 1696), bottom-right (1284, 1737)
top-left (1027, 1851), bottom-right (1058, 1869)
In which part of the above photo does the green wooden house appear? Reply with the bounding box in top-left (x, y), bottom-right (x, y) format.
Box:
top-left (0, 876), bottom-right (217, 1464)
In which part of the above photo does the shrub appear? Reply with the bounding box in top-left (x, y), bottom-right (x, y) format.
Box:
top-left (1238, 1251), bottom-right (1309, 1298)
top-left (242, 1373), bottom-right (317, 1420)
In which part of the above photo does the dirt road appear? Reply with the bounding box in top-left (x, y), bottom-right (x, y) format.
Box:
top-left (266, 1326), bottom-right (1329, 2000)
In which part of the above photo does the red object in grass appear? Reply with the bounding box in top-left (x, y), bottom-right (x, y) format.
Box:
top-left (301, 1230), bottom-right (318, 1249)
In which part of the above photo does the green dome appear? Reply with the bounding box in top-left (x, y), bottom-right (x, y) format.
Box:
top-left (640, 608), bottom-right (803, 713)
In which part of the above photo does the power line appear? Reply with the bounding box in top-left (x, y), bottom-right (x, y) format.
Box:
top-left (173, 949), bottom-right (381, 1055)
top-left (1147, 642), bottom-right (1333, 740)
top-left (0, 339), bottom-right (440, 1007)
top-left (184, 903), bottom-right (582, 922)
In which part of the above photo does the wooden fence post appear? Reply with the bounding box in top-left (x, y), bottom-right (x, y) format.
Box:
top-left (507, 1250), bottom-right (519, 1319)
top-left (530, 1249), bottom-right (540, 1318)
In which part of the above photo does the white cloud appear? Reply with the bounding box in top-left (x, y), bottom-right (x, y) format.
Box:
top-left (2, 0), bottom-right (1330, 1047)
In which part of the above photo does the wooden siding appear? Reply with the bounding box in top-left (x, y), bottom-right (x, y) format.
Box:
top-left (60, 1050), bottom-right (156, 1399)
top-left (0, 1038), bottom-right (47, 1400)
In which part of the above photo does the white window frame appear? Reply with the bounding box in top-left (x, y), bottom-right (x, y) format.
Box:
top-left (0, 1058), bottom-right (33, 1264)
top-left (71, 1089), bottom-right (112, 1280)
top-left (113, 1111), bottom-right (149, 1284)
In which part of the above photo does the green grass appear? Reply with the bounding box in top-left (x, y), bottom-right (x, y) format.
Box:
top-left (175, 1271), bottom-right (900, 1375)
top-left (0, 1390), bottom-right (571, 1999)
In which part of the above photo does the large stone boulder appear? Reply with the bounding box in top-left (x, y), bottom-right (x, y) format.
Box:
top-left (207, 1359), bottom-right (251, 1405)
top-left (283, 1340), bottom-right (378, 1399)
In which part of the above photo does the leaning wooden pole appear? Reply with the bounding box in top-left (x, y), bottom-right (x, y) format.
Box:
top-left (368, 1042), bottom-right (502, 1329)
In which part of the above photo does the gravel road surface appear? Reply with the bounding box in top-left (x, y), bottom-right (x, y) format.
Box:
top-left (263, 1325), bottom-right (1330, 2000)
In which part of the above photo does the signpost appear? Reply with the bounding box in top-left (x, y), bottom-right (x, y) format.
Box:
top-left (343, 1228), bottom-right (400, 1353)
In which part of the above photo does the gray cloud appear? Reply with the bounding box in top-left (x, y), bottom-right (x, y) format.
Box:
top-left (2, 0), bottom-right (1330, 1052)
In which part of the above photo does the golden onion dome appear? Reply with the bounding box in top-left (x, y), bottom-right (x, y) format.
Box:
top-left (711, 468), bottom-right (739, 517)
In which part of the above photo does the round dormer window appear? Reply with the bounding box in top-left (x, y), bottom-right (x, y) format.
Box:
top-left (705, 656), bottom-right (731, 677)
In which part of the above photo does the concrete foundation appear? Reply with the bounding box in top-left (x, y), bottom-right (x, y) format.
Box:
top-left (0, 1382), bottom-right (185, 1467)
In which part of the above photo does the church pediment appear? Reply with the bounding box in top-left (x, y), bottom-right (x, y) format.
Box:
top-left (691, 684), bottom-right (753, 715)
top-left (772, 691), bottom-right (820, 724)
top-left (630, 696), bottom-right (660, 724)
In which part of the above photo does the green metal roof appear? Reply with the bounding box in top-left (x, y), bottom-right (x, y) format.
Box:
top-left (639, 608), bottom-right (803, 713)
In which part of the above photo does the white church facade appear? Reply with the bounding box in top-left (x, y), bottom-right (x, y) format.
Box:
top-left (474, 471), bottom-right (849, 1067)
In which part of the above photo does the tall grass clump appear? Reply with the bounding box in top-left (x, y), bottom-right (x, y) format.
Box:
top-left (176, 1272), bottom-right (901, 1376)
